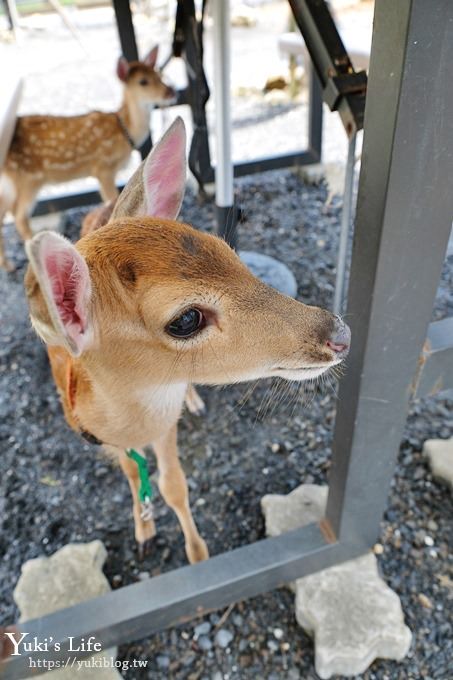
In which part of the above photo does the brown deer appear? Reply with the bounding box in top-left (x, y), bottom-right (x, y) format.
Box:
top-left (0, 45), bottom-right (174, 270)
top-left (24, 118), bottom-right (350, 563)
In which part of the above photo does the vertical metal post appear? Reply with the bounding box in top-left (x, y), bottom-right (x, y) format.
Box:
top-left (112, 0), bottom-right (138, 61)
top-left (326, 0), bottom-right (453, 545)
top-left (308, 61), bottom-right (323, 158)
top-left (112, 0), bottom-right (152, 158)
top-left (212, 0), bottom-right (237, 247)
top-left (333, 131), bottom-right (356, 315)
top-left (181, 0), bottom-right (213, 189)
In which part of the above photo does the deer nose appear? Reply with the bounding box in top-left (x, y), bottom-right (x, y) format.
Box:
top-left (326, 317), bottom-right (351, 357)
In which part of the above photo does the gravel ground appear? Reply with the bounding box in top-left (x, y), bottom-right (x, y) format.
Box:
top-left (1, 169), bottom-right (452, 679)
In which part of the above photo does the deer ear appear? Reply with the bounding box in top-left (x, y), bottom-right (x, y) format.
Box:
top-left (25, 232), bottom-right (93, 357)
top-left (143, 116), bottom-right (186, 219)
top-left (110, 116), bottom-right (186, 222)
top-left (144, 45), bottom-right (159, 69)
top-left (117, 56), bottom-right (129, 82)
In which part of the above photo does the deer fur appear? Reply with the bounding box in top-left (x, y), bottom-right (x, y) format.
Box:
top-left (0, 45), bottom-right (174, 271)
top-left (24, 118), bottom-right (350, 563)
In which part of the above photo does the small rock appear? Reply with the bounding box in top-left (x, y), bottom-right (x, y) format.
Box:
top-left (373, 543), bottom-right (384, 555)
top-left (197, 635), bottom-right (213, 651)
top-left (287, 670), bottom-right (301, 680)
top-left (156, 655), bottom-right (170, 670)
top-left (194, 621), bottom-right (212, 638)
top-left (418, 593), bottom-right (433, 609)
top-left (273, 628), bottom-right (284, 640)
top-left (267, 639), bottom-right (279, 652)
top-left (232, 614), bottom-right (244, 627)
top-left (215, 628), bottom-right (234, 648)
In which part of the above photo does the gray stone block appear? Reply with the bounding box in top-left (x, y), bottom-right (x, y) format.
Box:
top-left (423, 437), bottom-right (453, 490)
top-left (14, 540), bottom-right (122, 679)
top-left (239, 251), bottom-right (298, 298)
top-left (294, 553), bottom-right (412, 679)
top-left (261, 484), bottom-right (412, 679)
top-left (261, 484), bottom-right (328, 538)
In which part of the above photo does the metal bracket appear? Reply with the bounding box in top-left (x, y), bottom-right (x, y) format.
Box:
top-left (288, 0), bottom-right (368, 134)
top-left (324, 70), bottom-right (368, 112)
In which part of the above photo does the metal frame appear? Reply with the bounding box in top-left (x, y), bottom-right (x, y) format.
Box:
top-left (2, 1), bottom-right (453, 677)
top-left (30, 0), bottom-right (323, 218)
top-left (288, 0), bottom-right (367, 135)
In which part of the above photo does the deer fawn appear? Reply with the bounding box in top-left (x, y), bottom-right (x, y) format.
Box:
top-left (0, 45), bottom-right (174, 271)
top-left (24, 118), bottom-right (351, 563)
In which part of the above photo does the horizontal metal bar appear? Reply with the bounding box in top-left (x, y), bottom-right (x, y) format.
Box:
top-left (412, 318), bottom-right (453, 397)
top-left (232, 149), bottom-right (319, 178)
top-left (32, 188), bottom-right (104, 216)
top-left (31, 149), bottom-right (319, 218)
top-left (1, 525), bottom-right (366, 679)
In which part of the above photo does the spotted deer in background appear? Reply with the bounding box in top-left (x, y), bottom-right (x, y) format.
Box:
top-left (24, 118), bottom-right (351, 563)
top-left (0, 45), bottom-right (174, 270)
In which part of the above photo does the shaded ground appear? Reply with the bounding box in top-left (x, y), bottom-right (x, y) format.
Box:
top-left (0, 170), bottom-right (452, 679)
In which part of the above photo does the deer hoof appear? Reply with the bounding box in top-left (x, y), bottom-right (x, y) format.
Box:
top-left (1, 259), bottom-right (15, 273)
top-left (186, 538), bottom-right (209, 564)
top-left (137, 537), bottom-right (156, 561)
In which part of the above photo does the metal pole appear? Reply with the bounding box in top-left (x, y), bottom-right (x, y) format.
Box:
top-left (212, 0), bottom-right (237, 246)
top-left (326, 0), bottom-right (453, 545)
top-left (4, 0), bottom-right (20, 38)
top-left (111, 0), bottom-right (138, 61)
top-left (1, 527), bottom-right (365, 679)
top-left (333, 131), bottom-right (357, 315)
top-left (111, 0), bottom-right (152, 158)
top-left (308, 60), bottom-right (323, 158)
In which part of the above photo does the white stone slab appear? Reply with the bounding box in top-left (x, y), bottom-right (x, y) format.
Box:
top-left (14, 541), bottom-right (121, 679)
top-left (262, 484), bottom-right (412, 679)
top-left (423, 437), bottom-right (453, 490)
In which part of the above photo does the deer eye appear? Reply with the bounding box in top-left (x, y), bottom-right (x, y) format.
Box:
top-left (166, 308), bottom-right (205, 339)
top-left (139, 78), bottom-right (149, 86)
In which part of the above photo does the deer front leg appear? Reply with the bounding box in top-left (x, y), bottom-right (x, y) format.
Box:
top-left (0, 214), bottom-right (13, 271)
top-left (96, 170), bottom-right (120, 203)
top-left (0, 188), bottom-right (14, 271)
top-left (184, 384), bottom-right (206, 416)
top-left (152, 424), bottom-right (209, 564)
top-left (117, 448), bottom-right (157, 560)
top-left (13, 181), bottom-right (40, 242)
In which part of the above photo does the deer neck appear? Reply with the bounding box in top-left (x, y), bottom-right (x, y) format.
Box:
top-left (118, 92), bottom-right (152, 148)
top-left (73, 350), bottom-right (188, 447)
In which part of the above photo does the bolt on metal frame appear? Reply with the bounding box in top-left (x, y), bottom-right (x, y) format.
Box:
top-left (2, 0), bottom-right (453, 677)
